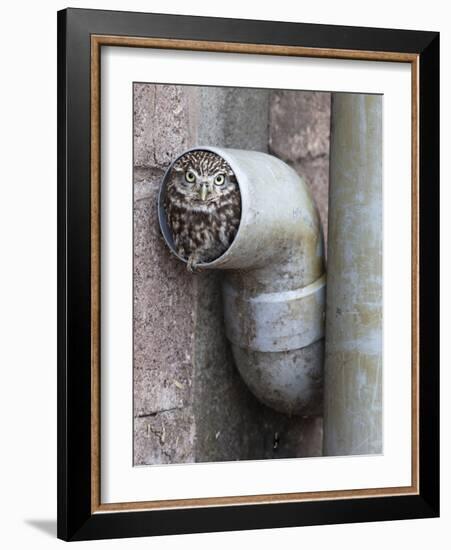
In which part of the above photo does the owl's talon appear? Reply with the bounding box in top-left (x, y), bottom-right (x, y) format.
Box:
top-left (186, 257), bottom-right (200, 273)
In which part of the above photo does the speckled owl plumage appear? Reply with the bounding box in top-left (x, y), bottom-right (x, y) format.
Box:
top-left (164, 150), bottom-right (241, 272)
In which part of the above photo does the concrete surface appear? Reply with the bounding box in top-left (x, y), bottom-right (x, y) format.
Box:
top-left (269, 90), bottom-right (331, 242)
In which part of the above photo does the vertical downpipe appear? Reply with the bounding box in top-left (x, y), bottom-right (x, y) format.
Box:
top-left (323, 94), bottom-right (383, 455)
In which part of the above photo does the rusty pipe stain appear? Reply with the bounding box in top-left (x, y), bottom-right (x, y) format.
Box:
top-left (158, 147), bottom-right (326, 416)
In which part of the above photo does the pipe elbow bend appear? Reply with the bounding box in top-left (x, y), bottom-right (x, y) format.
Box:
top-left (159, 147), bottom-right (326, 416)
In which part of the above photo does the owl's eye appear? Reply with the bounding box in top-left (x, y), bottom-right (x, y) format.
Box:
top-left (185, 170), bottom-right (196, 183)
top-left (214, 174), bottom-right (225, 186)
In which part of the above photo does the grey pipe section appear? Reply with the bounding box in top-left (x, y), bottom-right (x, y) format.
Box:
top-left (323, 94), bottom-right (383, 455)
top-left (159, 147), bottom-right (326, 416)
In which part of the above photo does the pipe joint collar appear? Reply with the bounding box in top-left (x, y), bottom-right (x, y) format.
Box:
top-left (223, 273), bottom-right (326, 353)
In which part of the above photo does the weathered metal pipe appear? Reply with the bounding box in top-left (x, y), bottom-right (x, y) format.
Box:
top-left (323, 94), bottom-right (382, 454)
top-left (159, 147), bottom-right (326, 416)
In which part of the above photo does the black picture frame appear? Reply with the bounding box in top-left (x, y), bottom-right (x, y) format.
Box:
top-left (57, 7), bottom-right (439, 541)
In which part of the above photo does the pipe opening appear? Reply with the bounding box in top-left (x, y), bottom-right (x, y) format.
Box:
top-left (158, 147), bottom-right (243, 270)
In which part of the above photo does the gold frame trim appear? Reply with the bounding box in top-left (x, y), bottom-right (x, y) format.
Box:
top-left (90, 35), bottom-right (420, 514)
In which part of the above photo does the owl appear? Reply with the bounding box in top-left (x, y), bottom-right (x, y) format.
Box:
top-left (164, 150), bottom-right (241, 272)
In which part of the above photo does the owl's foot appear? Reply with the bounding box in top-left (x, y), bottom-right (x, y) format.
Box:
top-left (186, 256), bottom-right (202, 273)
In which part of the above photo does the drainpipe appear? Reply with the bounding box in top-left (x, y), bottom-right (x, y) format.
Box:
top-left (323, 94), bottom-right (383, 455)
top-left (159, 147), bottom-right (326, 416)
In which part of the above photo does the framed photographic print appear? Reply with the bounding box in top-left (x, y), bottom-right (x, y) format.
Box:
top-left (57, 7), bottom-right (439, 541)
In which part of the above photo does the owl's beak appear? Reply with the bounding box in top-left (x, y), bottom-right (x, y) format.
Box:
top-left (200, 184), bottom-right (209, 201)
